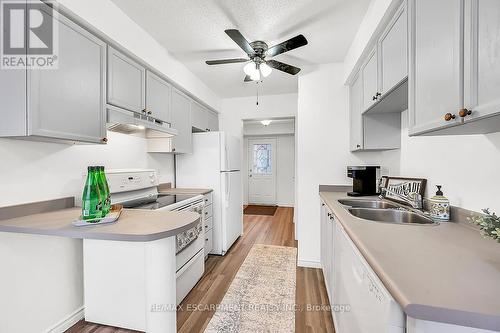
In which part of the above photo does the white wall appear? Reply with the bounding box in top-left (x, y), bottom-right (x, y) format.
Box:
top-left (220, 93), bottom-right (298, 138)
top-left (0, 132), bottom-right (174, 332)
top-left (243, 135), bottom-right (295, 206)
top-left (296, 63), bottom-right (382, 267)
top-left (382, 111), bottom-right (500, 213)
top-left (0, 132), bottom-right (174, 206)
top-left (56, 0), bottom-right (221, 111)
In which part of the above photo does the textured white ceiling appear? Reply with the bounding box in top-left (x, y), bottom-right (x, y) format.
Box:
top-left (111, 0), bottom-right (371, 98)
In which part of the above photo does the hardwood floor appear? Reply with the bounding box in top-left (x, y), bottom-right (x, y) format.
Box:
top-left (67, 207), bottom-right (335, 333)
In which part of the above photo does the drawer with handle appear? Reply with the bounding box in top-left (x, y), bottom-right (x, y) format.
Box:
top-left (204, 192), bottom-right (213, 206)
top-left (204, 204), bottom-right (213, 219)
top-left (204, 216), bottom-right (213, 232)
top-left (204, 231), bottom-right (213, 257)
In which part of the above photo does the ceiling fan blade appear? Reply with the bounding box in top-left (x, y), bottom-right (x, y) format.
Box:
top-left (267, 34), bottom-right (308, 57)
top-left (267, 60), bottom-right (301, 75)
top-left (225, 29), bottom-right (255, 55)
top-left (206, 58), bottom-right (248, 65)
top-left (244, 75), bottom-right (253, 82)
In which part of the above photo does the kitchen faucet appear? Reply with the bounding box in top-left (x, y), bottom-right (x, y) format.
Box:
top-left (379, 187), bottom-right (423, 210)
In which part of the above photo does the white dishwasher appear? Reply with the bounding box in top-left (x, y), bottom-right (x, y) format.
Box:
top-left (333, 222), bottom-right (405, 333)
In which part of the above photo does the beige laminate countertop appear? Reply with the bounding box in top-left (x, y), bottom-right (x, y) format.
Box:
top-left (320, 190), bottom-right (500, 331)
top-left (0, 207), bottom-right (200, 242)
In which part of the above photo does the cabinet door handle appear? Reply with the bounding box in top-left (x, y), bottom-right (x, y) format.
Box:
top-left (459, 108), bottom-right (472, 118)
top-left (172, 148), bottom-right (176, 152)
top-left (372, 95), bottom-right (377, 101)
top-left (101, 137), bottom-right (108, 143)
top-left (375, 92), bottom-right (381, 97)
top-left (147, 110), bottom-right (152, 115)
top-left (356, 144), bottom-right (361, 148)
top-left (444, 113), bottom-right (456, 121)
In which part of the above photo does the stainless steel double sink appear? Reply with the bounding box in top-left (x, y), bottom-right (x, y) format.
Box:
top-left (337, 199), bottom-right (438, 225)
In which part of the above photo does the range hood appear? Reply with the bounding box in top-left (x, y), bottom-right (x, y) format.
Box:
top-left (106, 105), bottom-right (178, 137)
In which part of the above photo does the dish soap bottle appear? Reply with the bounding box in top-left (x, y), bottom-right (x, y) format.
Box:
top-left (429, 185), bottom-right (450, 221)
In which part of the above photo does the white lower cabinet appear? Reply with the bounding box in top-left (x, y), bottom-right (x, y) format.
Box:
top-left (320, 201), bottom-right (335, 305)
top-left (320, 199), bottom-right (405, 333)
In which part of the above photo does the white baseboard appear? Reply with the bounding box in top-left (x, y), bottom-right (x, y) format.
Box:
top-left (277, 203), bottom-right (294, 207)
top-left (297, 259), bottom-right (322, 269)
top-left (46, 306), bottom-right (84, 333)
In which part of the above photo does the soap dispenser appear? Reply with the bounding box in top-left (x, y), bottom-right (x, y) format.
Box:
top-left (429, 185), bottom-right (450, 221)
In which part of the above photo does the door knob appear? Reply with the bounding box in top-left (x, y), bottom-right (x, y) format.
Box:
top-left (459, 108), bottom-right (472, 118)
top-left (249, 175), bottom-right (252, 177)
top-left (444, 113), bottom-right (456, 121)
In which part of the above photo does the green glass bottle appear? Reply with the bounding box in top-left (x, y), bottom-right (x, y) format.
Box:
top-left (82, 166), bottom-right (102, 221)
top-left (97, 166), bottom-right (110, 217)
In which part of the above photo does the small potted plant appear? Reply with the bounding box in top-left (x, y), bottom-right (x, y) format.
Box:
top-left (469, 209), bottom-right (500, 242)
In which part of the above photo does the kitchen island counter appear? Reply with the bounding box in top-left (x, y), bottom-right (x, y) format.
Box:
top-left (0, 199), bottom-right (200, 242)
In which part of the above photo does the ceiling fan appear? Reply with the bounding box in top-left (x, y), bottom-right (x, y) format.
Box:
top-left (205, 29), bottom-right (308, 82)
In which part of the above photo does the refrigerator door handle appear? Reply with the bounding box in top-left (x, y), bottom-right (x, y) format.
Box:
top-left (225, 172), bottom-right (230, 208)
top-left (225, 145), bottom-right (229, 172)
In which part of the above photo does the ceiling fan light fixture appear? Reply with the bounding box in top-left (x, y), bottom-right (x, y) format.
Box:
top-left (261, 120), bottom-right (272, 126)
top-left (243, 62), bottom-right (257, 76)
top-left (250, 69), bottom-right (261, 81)
top-left (260, 63), bottom-right (272, 77)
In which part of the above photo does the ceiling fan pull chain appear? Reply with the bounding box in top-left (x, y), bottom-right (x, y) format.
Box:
top-left (256, 82), bottom-right (259, 106)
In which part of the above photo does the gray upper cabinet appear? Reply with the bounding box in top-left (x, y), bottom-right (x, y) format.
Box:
top-left (171, 89), bottom-right (192, 153)
top-left (409, 0), bottom-right (500, 135)
top-left (462, 0), bottom-right (500, 128)
top-left (380, 3), bottom-right (407, 94)
top-left (362, 49), bottom-right (379, 110)
top-left (191, 102), bottom-right (219, 132)
top-left (145, 71), bottom-right (171, 123)
top-left (107, 46), bottom-right (145, 113)
top-left (408, 0), bottom-right (464, 135)
top-left (206, 111), bottom-right (219, 131)
top-left (191, 102), bottom-right (207, 131)
top-left (350, 74), bottom-right (364, 151)
top-left (0, 5), bottom-right (107, 144)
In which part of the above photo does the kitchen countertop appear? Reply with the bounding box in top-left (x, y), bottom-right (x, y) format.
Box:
top-left (157, 186), bottom-right (213, 196)
top-left (0, 207), bottom-right (200, 242)
top-left (320, 190), bottom-right (500, 331)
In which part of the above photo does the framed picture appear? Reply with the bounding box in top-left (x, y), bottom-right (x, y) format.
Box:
top-left (381, 177), bottom-right (427, 205)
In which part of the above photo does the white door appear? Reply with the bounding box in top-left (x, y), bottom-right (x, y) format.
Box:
top-left (248, 138), bottom-right (276, 205)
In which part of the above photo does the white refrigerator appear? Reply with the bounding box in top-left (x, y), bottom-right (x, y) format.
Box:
top-left (176, 132), bottom-right (243, 255)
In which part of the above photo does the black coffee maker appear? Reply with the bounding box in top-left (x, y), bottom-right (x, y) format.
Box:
top-left (347, 166), bottom-right (381, 196)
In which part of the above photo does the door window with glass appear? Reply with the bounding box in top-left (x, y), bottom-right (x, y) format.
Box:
top-left (253, 144), bottom-right (273, 174)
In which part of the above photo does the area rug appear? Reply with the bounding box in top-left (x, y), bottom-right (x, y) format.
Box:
top-left (243, 205), bottom-right (278, 216)
top-left (204, 244), bottom-right (297, 333)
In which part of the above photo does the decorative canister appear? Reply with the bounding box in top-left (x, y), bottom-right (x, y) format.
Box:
top-left (429, 185), bottom-right (450, 221)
